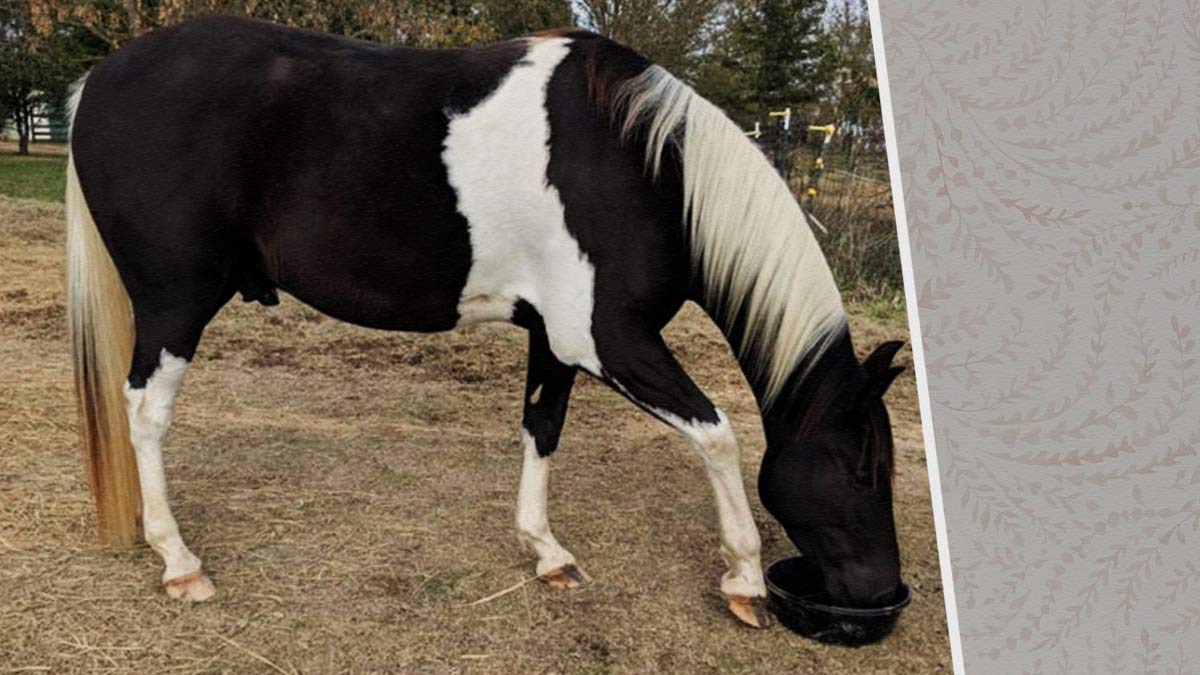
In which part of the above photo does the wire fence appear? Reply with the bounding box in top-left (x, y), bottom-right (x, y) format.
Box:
top-left (752, 118), bottom-right (903, 303)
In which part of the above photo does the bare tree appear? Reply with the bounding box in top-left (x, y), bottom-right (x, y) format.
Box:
top-left (575, 0), bottom-right (722, 77)
top-left (38, 0), bottom-right (571, 50)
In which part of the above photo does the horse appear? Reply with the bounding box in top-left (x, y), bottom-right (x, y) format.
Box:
top-left (65, 15), bottom-right (907, 629)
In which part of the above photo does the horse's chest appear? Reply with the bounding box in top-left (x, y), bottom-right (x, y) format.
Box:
top-left (442, 39), bottom-right (600, 373)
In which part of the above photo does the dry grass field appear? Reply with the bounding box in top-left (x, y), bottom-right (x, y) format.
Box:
top-left (0, 195), bottom-right (950, 674)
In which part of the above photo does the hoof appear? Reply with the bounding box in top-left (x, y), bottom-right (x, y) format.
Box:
top-left (539, 563), bottom-right (590, 591)
top-left (164, 569), bottom-right (216, 602)
top-left (727, 594), bottom-right (772, 629)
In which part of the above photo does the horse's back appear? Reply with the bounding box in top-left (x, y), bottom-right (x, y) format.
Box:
top-left (71, 17), bottom-right (687, 346)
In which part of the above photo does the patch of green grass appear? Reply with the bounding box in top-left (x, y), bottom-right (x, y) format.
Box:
top-left (0, 152), bottom-right (67, 203)
top-left (847, 292), bottom-right (909, 327)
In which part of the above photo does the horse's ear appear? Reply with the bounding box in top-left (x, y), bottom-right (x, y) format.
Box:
top-left (863, 340), bottom-right (904, 375)
top-left (860, 365), bottom-right (905, 402)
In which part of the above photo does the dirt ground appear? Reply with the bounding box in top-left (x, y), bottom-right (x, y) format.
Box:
top-left (0, 195), bottom-right (950, 674)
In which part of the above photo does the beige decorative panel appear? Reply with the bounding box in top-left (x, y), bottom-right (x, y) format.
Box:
top-left (877, 1), bottom-right (1200, 671)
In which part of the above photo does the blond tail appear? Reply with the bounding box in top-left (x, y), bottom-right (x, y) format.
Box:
top-left (67, 153), bottom-right (142, 547)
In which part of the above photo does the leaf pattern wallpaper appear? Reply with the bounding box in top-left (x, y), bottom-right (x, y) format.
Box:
top-left (877, 0), bottom-right (1200, 671)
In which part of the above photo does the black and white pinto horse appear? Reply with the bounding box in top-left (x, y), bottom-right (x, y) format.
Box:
top-left (67, 16), bottom-right (906, 628)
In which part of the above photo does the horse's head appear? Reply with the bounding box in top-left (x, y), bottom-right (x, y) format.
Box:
top-left (759, 339), bottom-right (906, 609)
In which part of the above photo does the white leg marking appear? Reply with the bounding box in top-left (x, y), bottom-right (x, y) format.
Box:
top-left (443, 38), bottom-right (603, 373)
top-left (610, 379), bottom-right (767, 600)
top-left (516, 430), bottom-right (576, 576)
top-left (609, 379), bottom-right (758, 593)
top-left (678, 411), bottom-right (766, 599)
top-left (124, 350), bottom-right (207, 591)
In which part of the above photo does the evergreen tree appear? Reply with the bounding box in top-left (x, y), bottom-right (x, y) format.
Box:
top-left (729, 0), bottom-right (830, 118)
top-left (690, 0), bottom-right (832, 125)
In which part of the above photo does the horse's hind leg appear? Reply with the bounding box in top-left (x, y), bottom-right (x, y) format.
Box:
top-left (126, 296), bottom-right (228, 601)
top-left (516, 329), bottom-right (589, 589)
top-left (597, 327), bottom-right (770, 628)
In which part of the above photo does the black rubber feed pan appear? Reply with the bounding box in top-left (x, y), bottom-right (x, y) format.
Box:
top-left (765, 556), bottom-right (911, 646)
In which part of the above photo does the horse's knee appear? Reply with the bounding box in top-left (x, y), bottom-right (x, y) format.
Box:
top-left (523, 414), bottom-right (564, 457)
top-left (680, 411), bottom-right (739, 470)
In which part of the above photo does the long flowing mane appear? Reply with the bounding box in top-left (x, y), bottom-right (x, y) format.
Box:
top-left (601, 62), bottom-right (847, 406)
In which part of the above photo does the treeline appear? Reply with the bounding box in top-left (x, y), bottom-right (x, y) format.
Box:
top-left (1, 0), bottom-right (878, 154)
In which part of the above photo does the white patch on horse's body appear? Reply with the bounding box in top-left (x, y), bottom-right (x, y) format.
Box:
top-left (455, 293), bottom-right (517, 325)
top-left (443, 38), bottom-right (602, 375)
top-left (124, 349), bottom-right (211, 597)
top-left (516, 429), bottom-right (577, 575)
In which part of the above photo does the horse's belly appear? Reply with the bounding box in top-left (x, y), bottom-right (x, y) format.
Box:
top-left (268, 213), bottom-right (472, 333)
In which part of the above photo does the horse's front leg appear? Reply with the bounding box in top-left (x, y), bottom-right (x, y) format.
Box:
top-left (596, 326), bottom-right (770, 628)
top-left (516, 329), bottom-right (589, 590)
